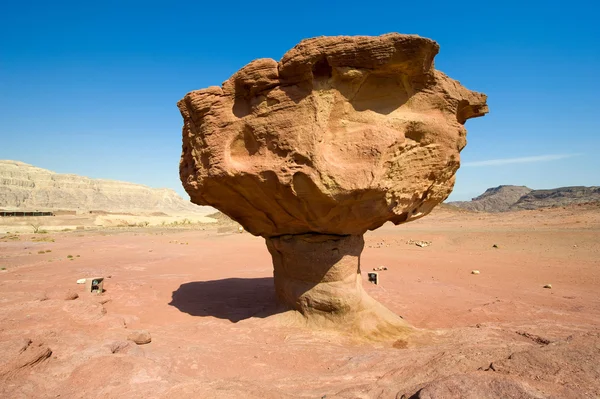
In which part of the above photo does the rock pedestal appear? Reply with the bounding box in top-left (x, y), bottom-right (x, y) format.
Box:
top-left (267, 234), bottom-right (364, 315)
top-left (266, 233), bottom-right (410, 336)
top-left (178, 33), bottom-right (488, 338)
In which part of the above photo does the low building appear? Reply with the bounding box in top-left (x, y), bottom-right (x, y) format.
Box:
top-left (0, 210), bottom-right (55, 217)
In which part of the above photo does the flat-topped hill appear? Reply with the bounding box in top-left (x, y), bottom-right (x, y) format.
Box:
top-left (0, 160), bottom-right (212, 215)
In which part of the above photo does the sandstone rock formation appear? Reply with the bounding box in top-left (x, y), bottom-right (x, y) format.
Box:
top-left (178, 33), bottom-right (488, 336)
top-left (0, 160), bottom-right (210, 214)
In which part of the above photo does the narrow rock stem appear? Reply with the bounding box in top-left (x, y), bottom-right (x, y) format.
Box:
top-left (265, 233), bottom-right (412, 338)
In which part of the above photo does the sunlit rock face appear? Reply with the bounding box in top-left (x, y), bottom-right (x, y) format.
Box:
top-left (178, 33), bottom-right (487, 238)
top-left (178, 34), bottom-right (488, 338)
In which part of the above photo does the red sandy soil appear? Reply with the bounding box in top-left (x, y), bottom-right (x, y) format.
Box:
top-left (1, 204), bottom-right (599, 398)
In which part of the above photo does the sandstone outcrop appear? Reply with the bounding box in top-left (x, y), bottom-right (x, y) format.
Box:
top-left (0, 160), bottom-right (210, 214)
top-left (178, 33), bottom-right (488, 336)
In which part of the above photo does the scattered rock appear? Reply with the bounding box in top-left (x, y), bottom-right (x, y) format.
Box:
top-left (127, 330), bottom-right (151, 345)
top-left (407, 240), bottom-right (432, 247)
top-left (373, 266), bottom-right (388, 271)
top-left (492, 244), bottom-right (499, 248)
top-left (543, 284), bottom-right (552, 289)
top-left (471, 270), bottom-right (480, 275)
top-left (515, 331), bottom-right (551, 345)
top-left (369, 241), bottom-right (390, 249)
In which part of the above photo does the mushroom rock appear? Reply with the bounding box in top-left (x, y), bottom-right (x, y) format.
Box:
top-left (178, 33), bottom-right (488, 337)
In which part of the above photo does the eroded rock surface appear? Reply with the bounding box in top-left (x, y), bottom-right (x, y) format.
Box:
top-left (266, 233), bottom-right (409, 337)
top-left (178, 33), bottom-right (488, 237)
top-left (178, 34), bottom-right (488, 335)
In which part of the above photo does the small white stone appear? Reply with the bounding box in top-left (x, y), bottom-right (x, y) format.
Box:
top-left (471, 270), bottom-right (480, 275)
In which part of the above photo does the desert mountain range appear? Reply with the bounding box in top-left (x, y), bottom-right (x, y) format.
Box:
top-left (448, 185), bottom-right (600, 212)
top-left (0, 160), bottom-right (212, 215)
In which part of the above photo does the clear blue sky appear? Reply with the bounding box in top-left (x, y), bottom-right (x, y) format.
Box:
top-left (1, 1), bottom-right (598, 201)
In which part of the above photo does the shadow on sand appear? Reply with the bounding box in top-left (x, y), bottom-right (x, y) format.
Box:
top-left (169, 277), bottom-right (282, 322)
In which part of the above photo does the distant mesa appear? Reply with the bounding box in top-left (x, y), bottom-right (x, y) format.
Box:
top-left (0, 160), bottom-right (212, 215)
top-left (448, 185), bottom-right (600, 212)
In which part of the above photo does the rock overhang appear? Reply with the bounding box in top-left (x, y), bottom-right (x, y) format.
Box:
top-left (178, 33), bottom-right (488, 238)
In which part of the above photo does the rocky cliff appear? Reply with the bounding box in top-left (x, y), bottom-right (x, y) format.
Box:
top-left (448, 185), bottom-right (600, 212)
top-left (0, 160), bottom-right (211, 214)
top-left (511, 186), bottom-right (600, 210)
top-left (448, 185), bottom-right (533, 212)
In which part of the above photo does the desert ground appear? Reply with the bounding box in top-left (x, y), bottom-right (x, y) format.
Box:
top-left (1, 204), bottom-right (599, 398)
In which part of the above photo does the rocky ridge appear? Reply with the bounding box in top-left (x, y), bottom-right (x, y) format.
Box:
top-left (512, 186), bottom-right (600, 210)
top-left (448, 185), bottom-right (533, 212)
top-left (448, 185), bottom-right (600, 212)
top-left (0, 160), bottom-right (210, 214)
